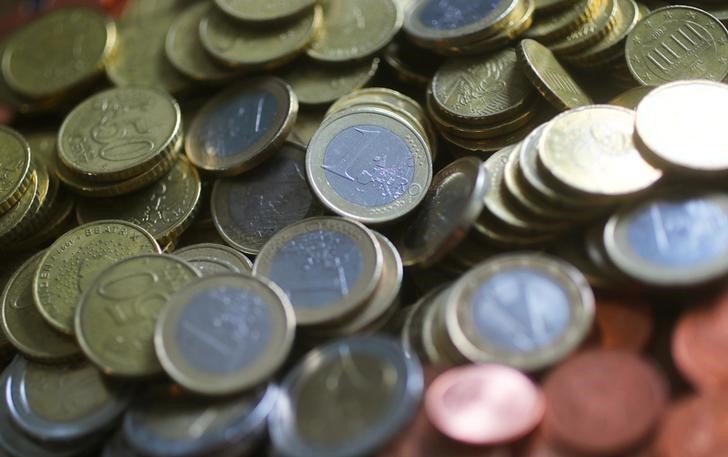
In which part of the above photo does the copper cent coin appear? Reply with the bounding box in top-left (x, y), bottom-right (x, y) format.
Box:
top-left (595, 296), bottom-right (654, 352)
top-left (655, 393), bottom-right (728, 457)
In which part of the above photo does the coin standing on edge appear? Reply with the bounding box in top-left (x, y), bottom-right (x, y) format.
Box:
top-left (173, 243), bottom-right (253, 277)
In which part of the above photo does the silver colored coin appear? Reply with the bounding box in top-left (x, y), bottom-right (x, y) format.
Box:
top-left (173, 243), bottom-right (253, 277)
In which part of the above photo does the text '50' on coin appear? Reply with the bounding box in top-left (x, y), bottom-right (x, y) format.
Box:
top-left (172, 243), bottom-right (253, 277)
top-left (253, 217), bottom-right (382, 326)
top-left (306, 107), bottom-right (432, 224)
top-left (186, 78), bottom-right (298, 176)
top-left (155, 274), bottom-right (295, 396)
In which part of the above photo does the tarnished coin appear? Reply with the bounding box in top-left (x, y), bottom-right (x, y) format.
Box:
top-left (0, 170), bottom-right (39, 248)
top-left (173, 243), bottom-right (253, 277)
top-left (604, 191), bottom-right (728, 287)
top-left (635, 80), bottom-right (728, 174)
top-left (58, 87), bottom-right (182, 182)
top-left (1, 8), bottom-right (116, 100)
top-left (76, 159), bottom-right (202, 245)
top-left (270, 336), bottom-right (423, 457)
top-left (444, 253), bottom-right (595, 371)
top-left (216, 0), bottom-right (317, 22)
top-left (625, 6), bottom-right (728, 85)
top-left (76, 255), bottom-right (200, 378)
top-left (253, 217), bottom-right (382, 326)
top-left (1, 252), bottom-right (80, 363)
top-left (306, 107), bottom-right (432, 224)
top-left (186, 78), bottom-right (298, 176)
top-left (307, 0), bottom-right (402, 63)
top-left (155, 274), bottom-right (295, 395)
top-left (399, 157), bottom-right (488, 267)
top-left (517, 38), bottom-right (593, 110)
top-left (0, 126), bottom-right (31, 214)
top-left (124, 384), bottom-right (277, 457)
top-left (33, 221), bottom-right (161, 335)
top-left (284, 57), bottom-right (380, 106)
top-left (212, 142), bottom-right (322, 255)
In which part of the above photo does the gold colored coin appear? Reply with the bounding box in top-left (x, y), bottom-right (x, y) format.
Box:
top-left (291, 109), bottom-right (325, 145)
top-left (548, 0), bottom-right (617, 55)
top-left (534, 0), bottom-right (582, 13)
top-left (538, 105), bottom-right (662, 196)
top-left (8, 192), bottom-right (76, 253)
top-left (625, 6), bottom-right (728, 85)
top-left (566, 0), bottom-right (637, 67)
top-left (283, 57), bottom-right (380, 106)
top-left (76, 254), bottom-right (200, 377)
top-left (307, 0), bottom-right (402, 63)
top-left (1, 8), bottom-right (116, 100)
top-left (215, 0), bottom-right (318, 22)
top-left (33, 220), bottom-right (161, 335)
top-left (24, 129), bottom-right (58, 175)
top-left (517, 38), bottom-right (593, 109)
top-left (173, 243), bottom-right (253, 277)
top-left (608, 85), bottom-right (655, 109)
top-left (525, 0), bottom-right (603, 41)
top-left (0, 126), bottom-right (31, 214)
top-left (0, 170), bottom-right (39, 247)
top-left (200, 6), bottom-right (322, 69)
top-left (58, 87), bottom-right (182, 182)
top-left (1, 252), bottom-right (80, 363)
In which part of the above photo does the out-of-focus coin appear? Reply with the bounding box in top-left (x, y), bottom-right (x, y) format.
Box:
top-left (212, 142), bottom-right (322, 255)
top-left (24, 129), bottom-right (58, 175)
top-left (402, 286), bottom-right (448, 359)
top-left (76, 254), bottom-right (200, 378)
top-left (8, 192), bottom-right (76, 253)
top-left (534, 0), bottom-right (581, 13)
top-left (284, 57), bottom-right (380, 106)
top-left (445, 253), bottom-right (595, 371)
top-left (253, 217), bottom-right (382, 326)
top-left (186, 78), bottom-right (298, 176)
top-left (216, 0), bottom-right (317, 22)
top-left (173, 243), bottom-right (253, 277)
top-left (608, 85), bottom-right (655, 109)
top-left (1, 252), bottom-right (80, 363)
top-left (58, 87), bottom-right (182, 182)
top-left (594, 296), bottom-right (653, 352)
top-left (635, 80), bottom-right (728, 174)
top-left (76, 159), bottom-right (202, 245)
top-left (547, 0), bottom-right (617, 55)
top-left (398, 157), bottom-right (488, 267)
top-left (33, 220), bottom-right (160, 335)
top-left (0, 170), bottom-right (39, 248)
top-left (307, 0), bottom-right (401, 63)
top-left (155, 274), bottom-right (295, 395)
top-left (269, 336), bottom-right (423, 457)
top-left (124, 383), bottom-right (277, 457)
top-left (0, 126), bottom-right (31, 214)
top-left (292, 109), bottom-right (325, 145)
top-left (654, 393), bottom-right (728, 457)
top-left (102, 431), bottom-right (139, 457)
top-left (306, 107), bottom-right (432, 224)
top-left (1, 8), bottom-right (116, 100)
top-left (625, 6), bottom-right (728, 85)
top-left (425, 364), bottom-right (545, 445)
top-left (542, 349), bottom-right (667, 455)
top-left (603, 191), bottom-right (728, 287)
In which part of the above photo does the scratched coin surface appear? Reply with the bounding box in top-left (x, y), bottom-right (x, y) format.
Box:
top-left (270, 336), bottom-right (423, 457)
top-left (155, 274), bottom-right (295, 395)
top-left (306, 107), bottom-right (432, 224)
top-left (76, 159), bottom-right (202, 245)
top-left (76, 255), bottom-right (200, 378)
top-left (1, 252), bottom-right (80, 363)
top-left (58, 87), bottom-right (182, 181)
top-left (173, 243), bottom-right (253, 277)
top-left (186, 78), bottom-right (298, 176)
top-left (625, 6), bottom-right (728, 85)
top-left (284, 57), bottom-right (380, 106)
top-left (212, 142), bottom-right (322, 255)
top-left (33, 220), bottom-right (161, 335)
top-left (1, 7), bottom-right (116, 100)
top-left (253, 217), bottom-right (382, 326)
top-left (215, 0), bottom-right (317, 22)
top-left (0, 126), bottom-right (31, 213)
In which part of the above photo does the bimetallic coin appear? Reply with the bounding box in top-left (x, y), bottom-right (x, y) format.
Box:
top-left (253, 217), bottom-right (382, 326)
top-left (444, 253), bottom-right (595, 371)
top-left (284, 57), bottom-right (380, 106)
top-left (1, 8), bottom-right (116, 100)
top-left (33, 220), bottom-right (161, 335)
top-left (216, 0), bottom-right (317, 22)
top-left (212, 142), bottom-right (322, 255)
top-left (155, 274), bottom-right (295, 395)
top-left (0, 126), bottom-right (31, 214)
top-left (58, 87), bottom-right (182, 182)
top-left (76, 255), bottom-right (200, 377)
top-left (1, 252), bottom-right (80, 363)
top-left (635, 80), bottom-right (728, 174)
top-left (306, 107), bottom-right (432, 224)
top-left (604, 191), bottom-right (728, 287)
top-left (625, 6), bottom-right (728, 85)
top-left (124, 384), bottom-right (277, 457)
top-left (270, 336), bottom-right (423, 457)
top-left (186, 78), bottom-right (298, 176)
top-left (173, 243), bottom-right (253, 277)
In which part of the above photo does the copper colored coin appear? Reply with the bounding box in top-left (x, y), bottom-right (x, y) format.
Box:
top-left (655, 393), bottom-right (728, 457)
top-left (425, 365), bottom-right (545, 446)
top-left (542, 350), bottom-right (667, 456)
top-left (595, 296), bottom-right (654, 352)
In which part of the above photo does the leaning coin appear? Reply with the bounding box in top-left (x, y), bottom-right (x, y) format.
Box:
top-left (0, 126), bottom-right (31, 214)
top-left (269, 336), bottom-right (423, 457)
top-left (76, 255), bottom-right (200, 378)
top-left (212, 142), bottom-right (322, 255)
top-left (216, 0), bottom-right (317, 22)
top-left (186, 78), bottom-right (298, 176)
top-left (283, 57), bottom-right (380, 106)
top-left (155, 274), bottom-right (295, 395)
top-left (1, 252), bottom-right (80, 363)
top-left (33, 220), bottom-right (161, 335)
top-left (172, 243), bottom-right (253, 277)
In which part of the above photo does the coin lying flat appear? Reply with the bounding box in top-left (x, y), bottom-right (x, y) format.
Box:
top-left (0, 126), bottom-right (31, 214)
top-left (655, 393), bottom-right (728, 457)
top-left (33, 220), bottom-right (161, 335)
top-left (155, 274), bottom-right (295, 395)
top-left (269, 336), bottom-right (423, 457)
top-left (284, 57), bottom-right (380, 106)
top-left (186, 78), bottom-right (298, 176)
top-left (216, 0), bottom-right (317, 22)
top-left (172, 243), bottom-right (253, 277)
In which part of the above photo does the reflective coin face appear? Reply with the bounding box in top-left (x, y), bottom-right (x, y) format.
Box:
top-left (406, 0), bottom-right (517, 42)
top-left (172, 243), bottom-right (253, 277)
